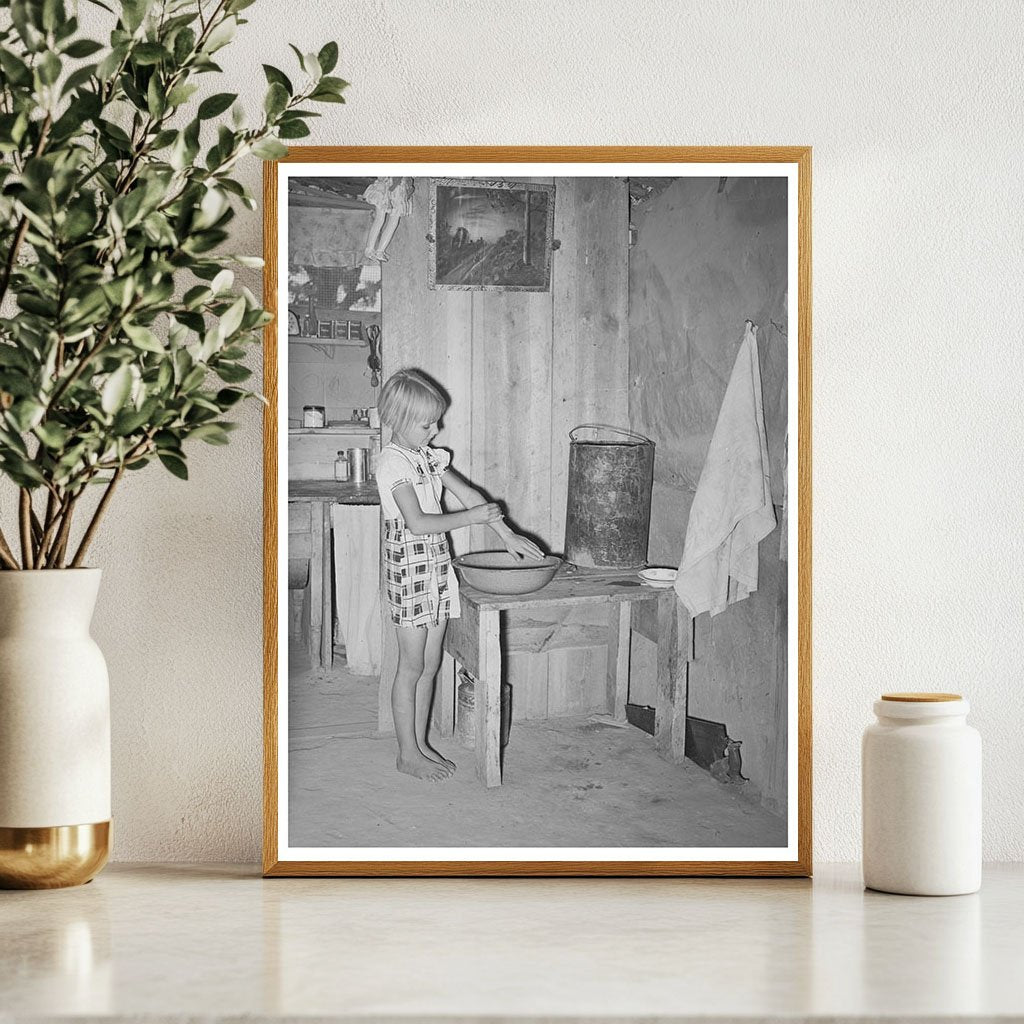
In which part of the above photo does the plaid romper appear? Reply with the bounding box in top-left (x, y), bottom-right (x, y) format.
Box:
top-left (376, 443), bottom-right (462, 629)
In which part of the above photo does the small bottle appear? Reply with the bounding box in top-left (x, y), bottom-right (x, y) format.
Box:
top-left (334, 451), bottom-right (350, 482)
top-left (862, 692), bottom-right (981, 895)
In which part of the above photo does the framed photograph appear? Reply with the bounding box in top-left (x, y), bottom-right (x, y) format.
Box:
top-left (428, 177), bottom-right (555, 291)
top-left (263, 147), bottom-right (812, 877)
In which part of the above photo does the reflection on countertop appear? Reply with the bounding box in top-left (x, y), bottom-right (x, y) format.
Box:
top-left (2, 863), bottom-right (1022, 1018)
top-left (287, 479), bottom-right (379, 504)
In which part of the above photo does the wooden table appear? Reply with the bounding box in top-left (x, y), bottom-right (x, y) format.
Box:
top-left (287, 480), bottom-right (379, 670)
top-left (442, 566), bottom-right (689, 787)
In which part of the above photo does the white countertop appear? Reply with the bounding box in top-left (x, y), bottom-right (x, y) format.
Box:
top-left (3, 862), bottom-right (1021, 1020)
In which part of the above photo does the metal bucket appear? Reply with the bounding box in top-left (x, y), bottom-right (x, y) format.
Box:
top-left (454, 670), bottom-right (512, 750)
top-left (564, 424), bottom-right (654, 568)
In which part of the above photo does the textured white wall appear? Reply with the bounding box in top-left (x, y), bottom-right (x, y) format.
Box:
top-left (33, 0), bottom-right (1023, 862)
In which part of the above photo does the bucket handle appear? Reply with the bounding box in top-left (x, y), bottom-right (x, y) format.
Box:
top-left (570, 423), bottom-right (652, 445)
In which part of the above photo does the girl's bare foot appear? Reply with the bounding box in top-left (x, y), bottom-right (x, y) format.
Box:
top-left (397, 752), bottom-right (451, 781)
top-left (424, 745), bottom-right (456, 773)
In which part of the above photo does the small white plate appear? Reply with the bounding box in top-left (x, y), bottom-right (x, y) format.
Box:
top-left (638, 567), bottom-right (677, 589)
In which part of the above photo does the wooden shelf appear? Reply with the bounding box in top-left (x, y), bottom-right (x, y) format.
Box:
top-left (288, 337), bottom-right (369, 348)
top-left (288, 425), bottom-right (378, 436)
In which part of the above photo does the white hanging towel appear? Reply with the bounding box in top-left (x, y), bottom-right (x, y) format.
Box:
top-left (674, 322), bottom-right (776, 617)
top-left (331, 504), bottom-right (382, 675)
top-left (779, 427), bottom-right (788, 562)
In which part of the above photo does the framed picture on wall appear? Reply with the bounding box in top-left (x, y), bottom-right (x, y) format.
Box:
top-left (428, 177), bottom-right (556, 291)
top-left (263, 147), bottom-right (812, 878)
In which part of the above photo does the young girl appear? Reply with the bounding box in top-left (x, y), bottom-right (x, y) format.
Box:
top-left (375, 368), bottom-right (544, 781)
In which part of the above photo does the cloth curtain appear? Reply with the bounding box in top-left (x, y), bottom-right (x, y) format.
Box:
top-left (331, 504), bottom-right (382, 676)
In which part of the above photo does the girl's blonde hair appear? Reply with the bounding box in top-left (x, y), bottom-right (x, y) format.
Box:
top-left (378, 368), bottom-right (447, 439)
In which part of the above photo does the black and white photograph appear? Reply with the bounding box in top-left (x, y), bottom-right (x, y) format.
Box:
top-left (266, 151), bottom-right (810, 875)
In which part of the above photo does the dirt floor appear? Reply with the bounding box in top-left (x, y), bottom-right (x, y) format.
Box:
top-left (287, 656), bottom-right (786, 850)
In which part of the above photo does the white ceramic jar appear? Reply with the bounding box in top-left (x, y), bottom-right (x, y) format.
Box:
top-left (862, 692), bottom-right (981, 895)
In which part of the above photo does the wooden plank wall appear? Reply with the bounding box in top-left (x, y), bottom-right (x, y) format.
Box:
top-left (550, 178), bottom-right (630, 548)
top-left (379, 176), bottom-right (629, 724)
top-left (473, 289), bottom-right (552, 548)
top-left (627, 177), bottom-right (789, 811)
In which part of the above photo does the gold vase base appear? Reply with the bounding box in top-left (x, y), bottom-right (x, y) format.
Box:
top-left (0, 821), bottom-right (110, 889)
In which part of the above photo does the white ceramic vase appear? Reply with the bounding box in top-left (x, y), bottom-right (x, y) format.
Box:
top-left (0, 569), bottom-right (111, 888)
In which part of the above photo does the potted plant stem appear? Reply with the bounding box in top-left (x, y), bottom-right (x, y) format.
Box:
top-left (0, 0), bottom-right (346, 887)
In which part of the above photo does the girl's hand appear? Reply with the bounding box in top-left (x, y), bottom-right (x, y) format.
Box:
top-left (469, 502), bottom-right (503, 525)
top-left (504, 533), bottom-right (545, 562)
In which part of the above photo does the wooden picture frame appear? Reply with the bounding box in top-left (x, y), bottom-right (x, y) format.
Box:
top-left (427, 177), bottom-right (556, 291)
top-left (263, 147), bottom-right (812, 877)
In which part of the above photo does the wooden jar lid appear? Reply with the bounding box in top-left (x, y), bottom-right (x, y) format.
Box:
top-left (881, 692), bottom-right (962, 702)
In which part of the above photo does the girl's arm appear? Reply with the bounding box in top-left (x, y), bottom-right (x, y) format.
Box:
top-left (442, 468), bottom-right (545, 560)
top-left (392, 482), bottom-right (501, 537)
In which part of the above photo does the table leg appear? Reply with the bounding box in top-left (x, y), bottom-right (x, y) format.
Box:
top-left (654, 590), bottom-right (686, 761)
top-left (606, 600), bottom-right (632, 721)
top-left (309, 501), bottom-right (323, 670)
top-left (320, 502), bottom-right (333, 669)
top-left (475, 608), bottom-right (502, 787)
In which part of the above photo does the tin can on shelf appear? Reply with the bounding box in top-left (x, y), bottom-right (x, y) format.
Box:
top-left (862, 692), bottom-right (982, 895)
top-left (347, 447), bottom-right (368, 483)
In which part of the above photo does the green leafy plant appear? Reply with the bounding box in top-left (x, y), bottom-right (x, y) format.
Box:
top-left (0, 0), bottom-right (345, 569)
